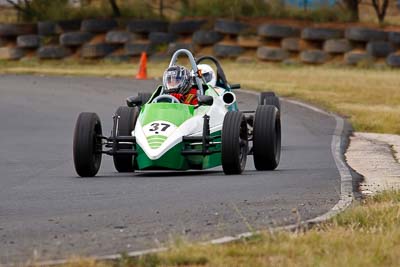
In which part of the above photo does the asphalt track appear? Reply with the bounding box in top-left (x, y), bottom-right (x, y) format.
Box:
top-left (0, 74), bottom-right (350, 264)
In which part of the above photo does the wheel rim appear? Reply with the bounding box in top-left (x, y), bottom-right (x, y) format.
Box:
top-left (93, 121), bottom-right (102, 170)
top-left (239, 118), bottom-right (248, 171)
top-left (274, 115), bottom-right (281, 164)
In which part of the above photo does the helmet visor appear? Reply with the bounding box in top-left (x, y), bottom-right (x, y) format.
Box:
top-left (203, 72), bottom-right (213, 83)
top-left (163, 68), bottom-right (185, 90)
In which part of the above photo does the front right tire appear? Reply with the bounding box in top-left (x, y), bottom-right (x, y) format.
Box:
top-left (73, 112), bottom-right (102, 177)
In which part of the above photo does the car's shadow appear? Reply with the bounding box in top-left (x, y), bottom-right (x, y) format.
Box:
top-left (72, 169), bottom-right (288, 179)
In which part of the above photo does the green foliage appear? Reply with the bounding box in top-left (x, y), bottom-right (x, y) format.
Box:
top-left (16, 0), bottom-right (156, 22)
top-left (180, 0), bottom-right (352, 22)
top-left (180, 0), bottom-right (270, 18)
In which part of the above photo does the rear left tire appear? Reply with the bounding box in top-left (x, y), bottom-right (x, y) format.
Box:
top-left (222, 111), bottom-right (248, 175)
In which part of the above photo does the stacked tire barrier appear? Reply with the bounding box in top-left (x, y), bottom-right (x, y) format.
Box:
top-left (0, 18), bottom-right (400, 67)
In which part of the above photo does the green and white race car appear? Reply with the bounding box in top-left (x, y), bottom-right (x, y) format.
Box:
top-left (73, 49), bottom-right (281, 177)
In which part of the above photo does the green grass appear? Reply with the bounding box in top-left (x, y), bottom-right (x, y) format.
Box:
top-left (54, 191), bottom-right (400, 267)
top-left (1, 59), bottom-right (399, 134)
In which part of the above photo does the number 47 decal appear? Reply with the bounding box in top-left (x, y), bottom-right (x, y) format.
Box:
top-left (149, 122), bottom-right (171, 132)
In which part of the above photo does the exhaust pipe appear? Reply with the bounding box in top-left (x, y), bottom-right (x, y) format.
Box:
top-left (222, 92), bottom-right (236, 107)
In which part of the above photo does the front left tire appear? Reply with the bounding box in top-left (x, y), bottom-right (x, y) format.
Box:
top-left (222, 111), bottom-right (248, 175)
top-left (113, 106), bottom-right (140, 172)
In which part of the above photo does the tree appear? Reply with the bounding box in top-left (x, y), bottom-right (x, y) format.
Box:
top-left (371, 0), bottom-right (390, 24)
top-left (342, 0), bottom-right (360, 21)
top-left (108, 0), bottom-right (121, 17)
top-left (5, 0), bottom-right (35, 20)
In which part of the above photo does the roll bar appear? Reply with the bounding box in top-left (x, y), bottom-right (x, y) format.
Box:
top-left (167, 49), bottom-right (204, 95)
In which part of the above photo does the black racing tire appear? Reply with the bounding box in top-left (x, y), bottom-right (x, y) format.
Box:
top-left (222, 111), bottom-right (248, 175)
top-left (386, 53), bottom-right (400, 67)
top-left (258, 24), bottom-right (300, 38)
top-left (105, 31), bottom-right (136, 44)
top-left (345, 27), bottom-right (387, 42)
top-left (257, 46), bottom-right (289, 61)
top-left (300, 50), bottom-right (329, 64)
top-left (389, 32), bottom-right (400, 45)
top-left (323, 39), bottom-right (352, 54)
top-left (213, 44), bottom-right (244, 58)
top-left (60, 32), bottom-right (93, 46)
top-left (301, 27), bottom-right (343, 41)
top-left (259, 92), bottom-right (280, 111)
top-left (125, 42), bottom-right (154, 56)
top-left (253, 105), bottom-right (281, 170)
top-left (38, 21), bottom-right (57, 36)
top-left (113, 106), bottom-right (140, 172)
top-left (0, 23), bottom-right (36, 37)
top-left (366, 41), bottom-right (395, 58)
top-left (192, 30), bottom-right (223, 45)
top-left (81, 19), bottom-right (118, 33)
top-left (214, 19), bottom-right (248, 35)
top-left (81, 43), bottom-right (119, 59)
top-left (127, 20), bottom-right (169, 33)
top-left (168, 20), bottom-right (205, 34)
top-left (38, 46), bottom-right (70, 59)
top-left (17, 34), bottom-right (40, 48)
top-left (148, 32), bottom-right (177, 45)
top-left (73, 112), bottom-right (103, 177)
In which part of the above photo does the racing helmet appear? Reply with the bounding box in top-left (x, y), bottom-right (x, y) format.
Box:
top-left (163, 65), bottom-right (192, 95)
top-left (198, 64), bottom-right (216, 87)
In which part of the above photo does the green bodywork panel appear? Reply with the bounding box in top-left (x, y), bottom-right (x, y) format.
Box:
top-left (136, 131), bottom-right (221, 170)
top-left (139, 103), bottom-right (195, 126)
top-left (134, 86), bottom-right (226, 170)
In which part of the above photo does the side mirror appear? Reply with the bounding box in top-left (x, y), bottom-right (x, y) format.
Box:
top-left (230, 84), bottom-right (241, 89)
top-left (197, 95), bottom-right (214, 106)
top-left (126, 96), bottom-right (143, 107)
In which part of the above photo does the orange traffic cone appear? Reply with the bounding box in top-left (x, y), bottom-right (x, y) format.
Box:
top-left (136, 52), bottom-right (147, 79)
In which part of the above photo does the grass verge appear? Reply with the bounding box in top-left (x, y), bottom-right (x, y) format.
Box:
top-left (53, 191), bottom-right (400, 267)
top-left (1, 59), bottom-right (399, 134)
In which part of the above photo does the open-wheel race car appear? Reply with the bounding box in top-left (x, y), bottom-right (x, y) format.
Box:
top-left (73, 49), bottom-right (281, 177)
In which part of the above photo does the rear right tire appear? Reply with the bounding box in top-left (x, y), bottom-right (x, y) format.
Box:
top-left (259, 92), bottom-right (280, 111)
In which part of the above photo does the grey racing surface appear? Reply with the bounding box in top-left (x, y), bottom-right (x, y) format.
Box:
top-left (0, 75), bottom-right (342, 264)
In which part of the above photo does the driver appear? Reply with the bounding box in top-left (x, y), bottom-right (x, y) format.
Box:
top-left (162, 65), bottom-right (198, 105)
top-left (197, 64), bottom-right (216, 87)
